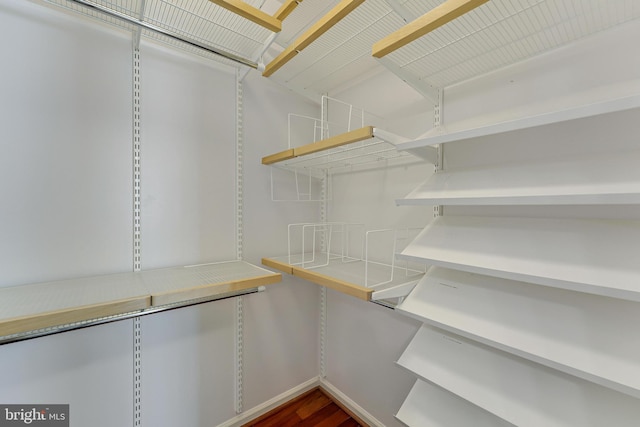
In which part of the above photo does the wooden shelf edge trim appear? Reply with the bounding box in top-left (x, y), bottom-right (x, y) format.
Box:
top-left (273, 0), bottom-right (303, 21)
top-left (262, 148), bottom-right (295, 165)
top-left (261, 126), bottom-right (375, 165)
top-left (208, 0), bottom-right (282, 32)
top-left (372, 0), bottom-right (489, 58)
top-left (262, 257), bottom-right (294, 274)
top-left (0, 296), bottom-right (151, 337)
top-left (150, 273), bottom-right (281, 306)
top-left (294, 126), bottom-right (374, 157)
top-left (263, 0), bottom-right (366, 77)
top-left (292, 267), bottom-right (372, 301)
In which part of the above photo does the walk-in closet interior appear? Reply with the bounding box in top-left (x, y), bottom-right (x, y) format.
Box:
top-left (1, 0), bottom-right (639, 425)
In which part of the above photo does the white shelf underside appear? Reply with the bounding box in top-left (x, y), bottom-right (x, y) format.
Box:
top-left (399, 215), bottom-right (640, 302)
top-left (398, 267), bottom-right (640, 399)
top-left (398, 92), bottom-right (640, 151)
top-left (399, 148), bottom-right (640, 206)
top-left (396, 378), bottom-right (513, 427)
top-left (398, 325), bottom-right (640, 427)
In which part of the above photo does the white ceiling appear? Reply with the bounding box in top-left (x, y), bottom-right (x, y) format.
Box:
top-left (41, 0), bottom-right (640, 101)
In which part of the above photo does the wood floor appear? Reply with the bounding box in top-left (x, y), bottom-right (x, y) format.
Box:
top-left (243, 387), bottom-right (367, 427)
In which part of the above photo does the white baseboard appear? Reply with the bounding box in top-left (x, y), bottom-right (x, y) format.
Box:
top-left (319, 378), bottom-right (386, 427)
top-left (216, 376), bottom-right (386, 427)
top-left (216, 376), bottom-right (321, 427)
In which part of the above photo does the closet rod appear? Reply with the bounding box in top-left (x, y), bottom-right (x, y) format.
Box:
top-left (0, 286), bottom-right (264, 346)
top-left (61, 0), bottom-right (259, 69)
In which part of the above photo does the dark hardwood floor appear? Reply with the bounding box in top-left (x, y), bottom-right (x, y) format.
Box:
top-left (243, 388), bottom-right (367, 427)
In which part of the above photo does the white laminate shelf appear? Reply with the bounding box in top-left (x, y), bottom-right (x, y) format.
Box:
top-left (397, 93), bottom-right (640, 151)
top-left (396, 379), bottom-right (513, 427)
top-left (398, 325), bottom-right (640, 427)
top-left (398, 148), bottom-right (640, 206)
top-left (398, 267), bottom-right (640, 399)
top-left (398, 215), bottom-right (640, 302)
top-left (0, 261), bottom-right (281, 343)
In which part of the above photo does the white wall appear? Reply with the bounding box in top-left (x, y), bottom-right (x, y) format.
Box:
top-left (241, 71), bottom-right (322, 410)
top-left (0, 0), bottom-right (133, 287)
top-left (0, 2), bottom-right (321, 427)
top-left (0, 2), bottom-right (134, 426)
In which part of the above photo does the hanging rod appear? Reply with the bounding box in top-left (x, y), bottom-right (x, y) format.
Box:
top-left (58, 0), bottom-right (259, 69)
top-left (0, 286), bottom-right (265, 346)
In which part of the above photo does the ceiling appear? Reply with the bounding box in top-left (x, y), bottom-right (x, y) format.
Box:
top-left (40, 0), bottom-right (640, 101)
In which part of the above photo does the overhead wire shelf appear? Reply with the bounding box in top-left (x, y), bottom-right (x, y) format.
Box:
top-left (378, 0), bottom-right (640, 94)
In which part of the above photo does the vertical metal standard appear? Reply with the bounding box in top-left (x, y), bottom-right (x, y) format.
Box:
top-left (234, 72), bottom-right (245, 414)
top-left (133, 317), bottom-right (142, 427)
top-left (132, 46), bottom-right (143, 427)
top-left (235, 296), bottom-right (245, 414)
top-left (433, 88), bottom-right (444, 218)
top-left (318, 94), bottom-right (330, 379)
top-left (319, 168), bottom-right (329, 378)
top-left (319, 286), bottom-right (327, 378)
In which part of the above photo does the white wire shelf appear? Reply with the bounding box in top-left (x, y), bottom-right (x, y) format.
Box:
top-left (380, 0), bottom-right (640, 93)
top-left (263, 125), bottom-right (432, 175)
top-left (262, 223), bottom-right (425, 303)
top-left (398, 267), bottom-right (640, 399)
top-left (0, 261), bottom-right (280, 343)
top-left (396, 378), bottom-right (514, 427)
top-left (38, 0), bottom-right (271, 67)
top-left (263, 96), bottom-right (436, 195)
top-left (398, 325), bottom-right (640, 427)
top-left (398, 215), bottom-right (640, 302)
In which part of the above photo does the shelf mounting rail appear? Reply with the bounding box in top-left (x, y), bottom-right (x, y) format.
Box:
top-left (60, 0), bottom-right (258, 69)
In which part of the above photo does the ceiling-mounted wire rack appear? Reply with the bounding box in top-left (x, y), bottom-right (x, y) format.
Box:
top-left (375, 0), bottom-right (640, 98)
top-left (29, 0), bottom-right (640, 100)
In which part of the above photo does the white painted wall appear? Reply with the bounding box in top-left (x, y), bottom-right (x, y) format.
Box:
top-left (0, 2), bottom-right (321, 427)
top-left (0, 2), bottom-right (134, 426)
top-left (241, 71), bottom-right (322, 410)
top-left (0, 0), bottom-right (133, 288)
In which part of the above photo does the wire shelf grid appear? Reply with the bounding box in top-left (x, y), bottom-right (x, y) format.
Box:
top-left (284, 222), bottom-right (425, 289)
top-left (384, 0), bottom-right (640, 88)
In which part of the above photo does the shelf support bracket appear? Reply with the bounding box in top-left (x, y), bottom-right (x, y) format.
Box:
top-left (376, 57), bottom-right (439, 104)
top-left (382, 0), bottom-right (418, 23)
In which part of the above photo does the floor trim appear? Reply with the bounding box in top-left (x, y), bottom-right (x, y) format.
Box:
top-left (216, 377), bottom-right (386, 427)
top-left (216, 377), bottom-right (321, 427)
top-left (319, 379), bottom-right (386, 427)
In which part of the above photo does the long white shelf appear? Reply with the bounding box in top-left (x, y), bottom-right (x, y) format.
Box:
top-left (396, 379), bottom-right (513, 427)
top-left (397, 93), bottom-right (640, 151)
top-left (398, 267), bottom-right (640, 398)
top-left (0, 261), bottom-right (281, 342)
top-left (398, 148), bottom-right (640, 206)
top-left (398, 215), bottom-right (640, 302)
top-left (398, 325), bottom-right (640, 427)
